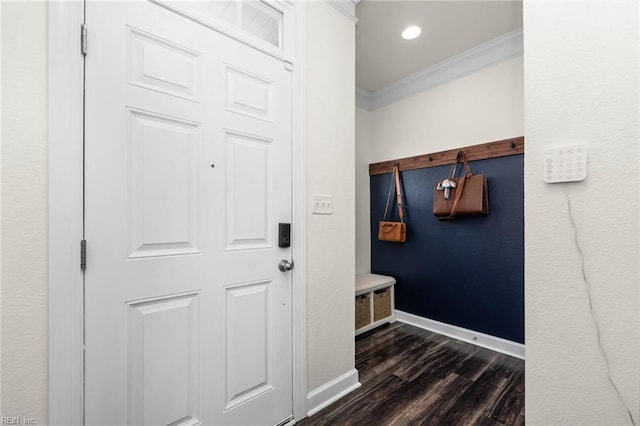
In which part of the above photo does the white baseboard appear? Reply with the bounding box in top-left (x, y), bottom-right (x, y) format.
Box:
top-left (306, 368), bottom-right (361, 417)
top-left (395, 310), bottom-right (525, 360)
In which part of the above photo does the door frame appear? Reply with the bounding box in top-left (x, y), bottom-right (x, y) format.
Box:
top-left (48, 1), bottom-right (308, 423)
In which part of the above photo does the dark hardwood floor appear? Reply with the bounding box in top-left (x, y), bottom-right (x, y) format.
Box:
top-left (298, 322), bottom-right (524, 426)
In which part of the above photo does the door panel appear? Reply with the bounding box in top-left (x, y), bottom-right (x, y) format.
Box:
top-left (127, 26), bottom-right (200, 101)
top-left (127, 292), bottom-right (201, 425)
top-left (224, 280), bottom-right (273, 410)
top-left (225, 131), bottom-right (273, 250)
top-left (127, 108), bottom-right (201, 258)
top-left (85, 1), bottom-right (293, 424)
top-left (225, 65), bottom-right (273, 121)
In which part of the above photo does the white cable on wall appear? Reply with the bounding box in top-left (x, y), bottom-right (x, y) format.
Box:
top-left (563, 184), bottom-right (636, 426)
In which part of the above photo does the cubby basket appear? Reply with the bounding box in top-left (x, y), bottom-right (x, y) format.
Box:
top-left (373, 288), bottom-right (392, 321)
top-left (355, 294), bottom-right (372, 330)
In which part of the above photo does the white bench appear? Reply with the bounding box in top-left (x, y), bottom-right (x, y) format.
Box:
top-left (355, 273), bottom-right (396, 335)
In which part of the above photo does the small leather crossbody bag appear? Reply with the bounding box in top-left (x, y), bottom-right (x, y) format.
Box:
top-left (378, 163), bottom-right (407, 242)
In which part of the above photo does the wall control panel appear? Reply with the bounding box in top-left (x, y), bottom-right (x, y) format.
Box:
top-left (312, 194), bottom-right (333, 215)
top-left (543, 144), bottom-right (588, 183)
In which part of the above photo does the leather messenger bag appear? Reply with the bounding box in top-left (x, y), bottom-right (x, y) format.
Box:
top-left (433, 151), bottom-right (488, 219)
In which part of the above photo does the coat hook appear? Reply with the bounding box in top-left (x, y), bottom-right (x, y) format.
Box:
top-left (510, 141), bottom-right (516, 149)
top-left (457, 150), bottom-right (463, 160)
top-left (428, 155), bottom-right (433, 162)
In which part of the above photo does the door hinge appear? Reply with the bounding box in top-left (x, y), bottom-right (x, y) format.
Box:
top-left (81, 23), bottom-right (88, 56)
top-left (80, 239), bottom-right (87, 271)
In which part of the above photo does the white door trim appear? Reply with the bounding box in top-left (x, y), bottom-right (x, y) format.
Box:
top-left (47, 1), bottom-right (307, 423)
top-left (291, 1), bottom-right (307, 420)
top-left (48, 1), bottom-right (85, 424)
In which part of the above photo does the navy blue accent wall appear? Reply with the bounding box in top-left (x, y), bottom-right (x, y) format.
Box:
top-left (370, 155), bottom-right (524, 343)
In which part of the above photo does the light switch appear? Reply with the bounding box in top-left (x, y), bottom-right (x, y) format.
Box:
top-left (312, 194), bottom-right (333, 215)
top-left (543, 144), bottom-right (588, 183)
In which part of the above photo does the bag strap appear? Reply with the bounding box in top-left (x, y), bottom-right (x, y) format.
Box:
top-left (449, 174), bottom-right (467, 217)
top-left (448, 152), bottom-right (473, 217)
top-left (458, 151), bottom-right (473, 176)
top-left (383, 165), bottom-right (395, 220)
top-left (382, 163), bottom-right (405, 223)
top-left (394, 164), bottom-right (405, 223)
top-left (447, 160), bottom-right (458, 180)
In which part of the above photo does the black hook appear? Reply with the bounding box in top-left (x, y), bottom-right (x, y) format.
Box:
top-left (456, 150), bottom-right (464, 160)
top-left (428, 155), bottom-right (433, 162)
top-left (510, 140), bottom-right (517, 149)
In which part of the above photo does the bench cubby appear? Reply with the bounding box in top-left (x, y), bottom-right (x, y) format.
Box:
top-left (355, 273), bottom-right (396, 335)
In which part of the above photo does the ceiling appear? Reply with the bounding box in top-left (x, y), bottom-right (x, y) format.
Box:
top-left (355, 1), bottom-right (523, 93)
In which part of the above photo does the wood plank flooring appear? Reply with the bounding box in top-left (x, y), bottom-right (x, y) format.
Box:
top-left (298, 322), bottom-right (524, 426)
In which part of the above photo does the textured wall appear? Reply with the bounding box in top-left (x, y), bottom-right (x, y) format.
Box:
top-left (355, 108), bottom-right (372, 274)
top-left (370, 155), bottom-right (524, 343)
top-left (305, 2), bottom-right (356, 391)
top-left (1, 1), bottom-right (48, 422)
top-left (524, 1), bottom-right (639, 424)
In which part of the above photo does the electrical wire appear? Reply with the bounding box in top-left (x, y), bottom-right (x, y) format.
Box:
top-left (563, 184), bottom-right (636, 426)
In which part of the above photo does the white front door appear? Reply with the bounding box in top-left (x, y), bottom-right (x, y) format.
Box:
top-left (84, 1), bottom-right (294, 424)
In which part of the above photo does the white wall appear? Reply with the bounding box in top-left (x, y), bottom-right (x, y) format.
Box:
top-left (524, 1), bottom-right (639, 425)
top-left (305, 1), bottom-right (356, 392)
top-left (356, 57), bottom-right (524, 273)
top-left (0, 1), bottom-right (3, 414)
top-left (1, 1), bottom-right (48, 422)
top-left (0, 0), bottom-right (3, 415)
top-left (355, 107), bottom-right (372, 274)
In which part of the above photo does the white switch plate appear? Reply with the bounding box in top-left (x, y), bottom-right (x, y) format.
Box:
top-left (543, 144), bottom-right (588, 183)
top-left (312, 194), bottom-right (333, 215)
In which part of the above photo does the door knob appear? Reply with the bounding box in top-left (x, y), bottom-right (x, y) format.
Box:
top-left (278, 259), bottom-right (294, 272)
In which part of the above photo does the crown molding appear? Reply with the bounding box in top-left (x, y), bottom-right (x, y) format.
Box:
top-left (356, 28), bottom-right (523, 111)
top-left (325, 0), bottom-right (359, 23)
top-left (355, 87), bottom-right (373, 111)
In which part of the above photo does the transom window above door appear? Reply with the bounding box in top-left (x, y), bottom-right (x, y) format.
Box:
top-left (184, 0), bottom-right (284, 48)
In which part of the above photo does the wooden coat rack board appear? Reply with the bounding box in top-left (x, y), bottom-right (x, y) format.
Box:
top-left (369, 136), bottom-right (524, 175)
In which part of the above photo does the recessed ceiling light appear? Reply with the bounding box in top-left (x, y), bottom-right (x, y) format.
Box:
top-left (401, 26), bottom-right (422, 40)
